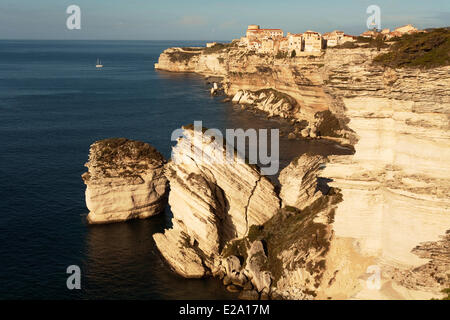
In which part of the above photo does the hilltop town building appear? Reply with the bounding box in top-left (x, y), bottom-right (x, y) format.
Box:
top-left (261, 38), bottom-right (276, 53)
top-left (343, 34), bottom-right (357, 43)
top-left (360, 24), bottom-right (420, 40)
top-left (360, 29), bottom-right (378, 38)
top-left (234, 24), bottom-right (422, 55)
top-left (236, 25), bottom-right (377, 54)
top-left (248, 40), bottom-right (262, 51)
top-left (323, 30), bottom-right (356, 47)
top-left (303, 31), bottom-right (323, 52)
top-left (394, 24), bottom-right (418, 34)
top-left (323, 30), bottom-right (344, 47)
top-left (240, 25), bottom-right (325, 54)
top-left (246, 25), bottom-right (284, 40)
top-left (287, 32), bottom-right (303, 54)
top-left (278, 37), bottom-right (290, 52)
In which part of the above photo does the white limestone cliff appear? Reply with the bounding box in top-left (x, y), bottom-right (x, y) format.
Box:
top-left (153, 44), bottom-right (450, 299)
top-left (82, 138), bottom-right (168, 224)
top-left (279, 154), bottom-right (326, 210)
top-left (153, 126), bottom-right (280, 278)
top-left (318, 50), bottom-right (450, 299)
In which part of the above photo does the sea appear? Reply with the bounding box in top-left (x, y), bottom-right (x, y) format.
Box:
top-left (0, 40), bottom-right (351, 299)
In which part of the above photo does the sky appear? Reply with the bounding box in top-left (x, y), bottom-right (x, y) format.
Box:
top-left (0, 0), bottom-right (448, 40)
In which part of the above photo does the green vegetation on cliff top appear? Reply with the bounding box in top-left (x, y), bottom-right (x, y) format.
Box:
top-left (168, 51), bottom-right (201, 63)
top-left (374, 28), bottom-right (450, 68)
top-left (92, 138), bottom-right (164, 165)
top-left (433, 288), bottom-right (450, 300)
top-left (203, 42), bottom-right (236, 54)
top-left (222, 187), bottom-right (342, 289)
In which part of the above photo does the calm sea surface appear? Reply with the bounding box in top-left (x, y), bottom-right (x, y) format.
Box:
top-left (0, 40), bottom-right (350, 299)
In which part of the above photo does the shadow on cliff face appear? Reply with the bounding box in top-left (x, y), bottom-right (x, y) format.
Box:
top-left (314, 110), bottom-right (344, 138)
top-left (214, 185), bottom-right (237, 252)
top-left (221, 187), bottom-right (343, 297)
top-left (317, 177), bottom-right (333, 195)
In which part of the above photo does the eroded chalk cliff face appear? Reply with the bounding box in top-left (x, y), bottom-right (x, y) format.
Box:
top-left (153, 126), bottom-right (280, 278)
top-left (154, 46), bottom-right (450, 299)
top-left (319, 49), bottom-right (450, 299)
top-left (220, 154), bottom-right (341, 300)
top-left (155, 46), bottom-right (351, 142)
top-left (82, 138), bottom-right (168, 224)
top-left (155, 48), bottom-right (327, 118)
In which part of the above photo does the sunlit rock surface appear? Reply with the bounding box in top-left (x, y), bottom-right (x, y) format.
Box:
top-left (155, 45), bottom-right (450, 299)
top-left (153, 126), bottom-right (280, 277)
top-left (320, 50), bottom-right (450, 299)
top-left (82, 138), bottom-right (168, 224)
top-left (279, 154), bottom-right (326, 209)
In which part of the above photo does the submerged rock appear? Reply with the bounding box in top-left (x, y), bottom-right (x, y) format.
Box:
top-left (82, 138), bottom-right (168, 224)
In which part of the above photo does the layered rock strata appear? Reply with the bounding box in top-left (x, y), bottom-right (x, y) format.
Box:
top-left (82, 138), bottom-right (168, 224)
top-left (319, 49), bottom-right (450, 299)
top-left (154, 45), bottom-right (450, 299)
top-left (153, 126), bottom-right (280, 278)
top-left (155, 46), bottom-right (352, 142)
top-left (218, 153), bottom-right (340, 299)
top-left (279, 154), bottom-right (326, 210)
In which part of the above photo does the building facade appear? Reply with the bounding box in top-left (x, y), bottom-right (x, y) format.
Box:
top-left (238, 25), bottom-right (363, 54)
top-left (394, 24), bottom-right (418, 34)
top-left (287, 32), bottom-right (303, 54)
top-left (246, 25), bottom-right (284, 41)
top-left (303, 31), bottom-right (323, 52)
top-left (323, 30), bottom-right (345, 47)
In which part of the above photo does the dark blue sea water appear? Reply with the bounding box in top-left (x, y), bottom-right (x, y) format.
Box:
top-left (0, 40), bottom-right (349, 299)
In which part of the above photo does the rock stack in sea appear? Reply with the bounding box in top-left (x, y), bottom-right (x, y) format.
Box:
top-left (82, 138), bottom-right (168, 224)
top-left (153, 125), bottom-right (280, 278)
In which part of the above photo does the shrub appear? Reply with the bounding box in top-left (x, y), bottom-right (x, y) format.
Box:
top-left (354, 34), bottom-right (388, 50)
top-left (356, 36), bottom-right (372, 43)
top-left (275, 51), bottom-right (288, 59)
top-left (168, 51), bottom-right (200, 63)
top-left (180, 47), bottom-right (202, 51)
top-left (373, 28), bottom-right (450, 68)
top-left (203, 42), bottom-right (235, 54)
top-left (334, 41), bottom-right (359, 49)
top-left (441, 288), bottom-right (450, 300)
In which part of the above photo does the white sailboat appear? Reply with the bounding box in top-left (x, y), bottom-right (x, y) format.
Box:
top-left (96, 58), bottom-right (103, 68)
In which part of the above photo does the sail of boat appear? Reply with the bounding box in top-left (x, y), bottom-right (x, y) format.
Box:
top-left (96, 58), bottom-right (103, 68)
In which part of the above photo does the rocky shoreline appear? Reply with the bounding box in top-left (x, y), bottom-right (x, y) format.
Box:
top-left (81, 43), bottom-right (450, 300)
